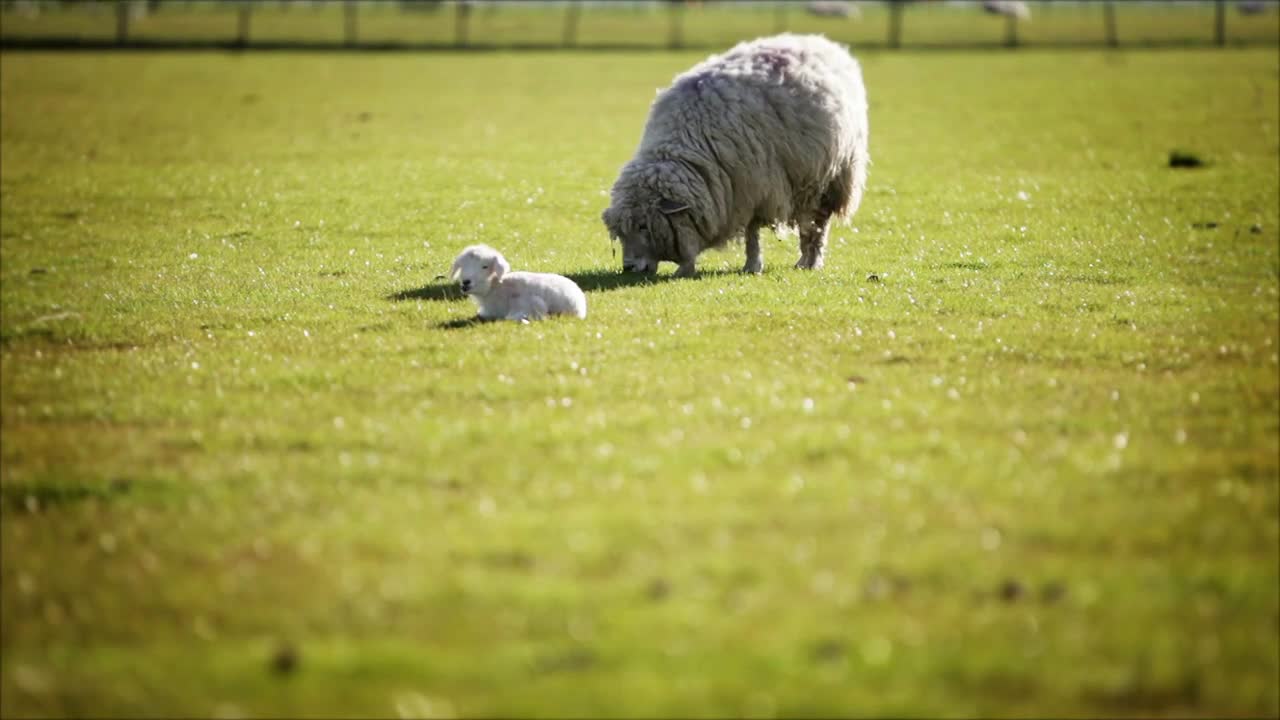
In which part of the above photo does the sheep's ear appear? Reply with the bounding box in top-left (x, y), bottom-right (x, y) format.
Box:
top-left (601, 207), bottom-right (618, 236)
top-left (491, 255), bottom-right (510, 281)
top-left (658, 198), bottom-right (690, 215)
top-left (449, 257), bottom-right (462, 280)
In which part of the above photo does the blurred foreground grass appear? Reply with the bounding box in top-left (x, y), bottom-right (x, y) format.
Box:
top-left (0, 42), bottom-right (1278, 718)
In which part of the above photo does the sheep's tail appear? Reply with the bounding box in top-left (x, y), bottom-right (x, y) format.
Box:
top-left (830, 136), bottom-right (870, 222)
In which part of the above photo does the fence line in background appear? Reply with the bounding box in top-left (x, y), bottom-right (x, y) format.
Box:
top-left (5, 1), bottom-right (1278, 52)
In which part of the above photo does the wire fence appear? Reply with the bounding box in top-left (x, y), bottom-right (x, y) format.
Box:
top-left (1, 1), bottom-right (1277, 51)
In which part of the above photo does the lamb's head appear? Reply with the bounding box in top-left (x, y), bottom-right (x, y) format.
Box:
top-left (602, 196), bottom-right (692, 274)
top-left (449, 244), bottom-right (510, 297)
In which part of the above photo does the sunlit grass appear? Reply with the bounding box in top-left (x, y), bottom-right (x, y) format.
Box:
top-left (1, 44), bottom-right (1277, 718)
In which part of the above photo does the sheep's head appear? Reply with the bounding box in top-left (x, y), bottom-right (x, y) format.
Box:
top-left (602, 197), bottom-right (690, 274)
top-left (449, 244), bottom-right (510, 296)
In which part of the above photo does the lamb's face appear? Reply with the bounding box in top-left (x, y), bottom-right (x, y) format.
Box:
top-left (450, 245), bottom-right (509, 296)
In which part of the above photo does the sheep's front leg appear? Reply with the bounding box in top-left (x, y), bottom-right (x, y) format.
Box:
top-left (743, 222), bottom-right (763, 274)
top-left (674, 234), bottom-right (701, 278)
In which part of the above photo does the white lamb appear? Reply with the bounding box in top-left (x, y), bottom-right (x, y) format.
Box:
top-left (449, 244), bottom-right (587, 322)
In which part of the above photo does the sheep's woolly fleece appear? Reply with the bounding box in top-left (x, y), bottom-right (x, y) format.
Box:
top-left (603, 33), bottom-right (870, 276)
top-left (449, 244), bottom-right (587, 322)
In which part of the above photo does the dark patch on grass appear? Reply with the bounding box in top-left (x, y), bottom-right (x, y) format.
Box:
top-left (387, 282), bottom-right (460, 302)
top-left (810, 638), bottom-right (846, 663)
top-left (1168, 150), bottom-right (1206, 168)
top-left (881, 355), bottom-right (912, 365)
top-left (646, 577), bottom-right (671, 601)
top-left (0, 327), bottom-right (56, 345)
top-left (999, 578), bottom-right (1025, 603)
top-left (436, 316), bottom-right (491, 330)
top-left (357, 322), bottom-right (392, 333)
top-left (866, 272), bottom-right (882, 282)
top-left (484, 550), bottom-right (535, 570)
top-left (29, 267), bottom-right (48, 275)
top-left (1191, 221), bottom-right (1219, 230)
top-left (533, 648), bottom-right (597, 674)
top-left (270, 643), bottom-right (299, 676)
top-left (1085, 672), bottom-right (1202, 713)
top-left (942, 261), bottom-right (988, 271)
top-left (1041, 581), bottom-right (1067, 604)
top-left (1, 477), bottom-right (134, 512)
top-left (54, 210), bottom-right (81, 221)
top-left (320, 270), bottom-right (347, 277)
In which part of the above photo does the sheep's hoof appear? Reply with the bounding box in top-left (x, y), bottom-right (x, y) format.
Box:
top-left (673, 267), bottom-right (698, 279)
top-left (743, 259), bottom-right (763, 274)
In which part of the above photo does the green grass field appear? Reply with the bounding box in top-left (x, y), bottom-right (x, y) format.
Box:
top-left (1, 39), bottom-right (1278, 719)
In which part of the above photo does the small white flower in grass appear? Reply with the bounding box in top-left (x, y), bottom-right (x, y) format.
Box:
top-left (981, 527), bottom-right (1002, 551)
top-left (740, 417), bottom-right (752, 429)
top-left (476, 496), bottom-right (496, 517)
top-left (1017, 190), bottom-right (1030, 202)
top-left (191, 361), bottom-right (200, 370)
top-left (333, 416), bottom-right (345, 430)
top-left (1175, 428), bottom-right (1188, 444)
top-left (1113, 432), bottom-right (1129, 450)
top-left (802, 397), bottom-right (815, 412)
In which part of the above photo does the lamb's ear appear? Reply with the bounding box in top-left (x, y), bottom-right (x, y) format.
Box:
top-left (491, 255), bottom-right (510, 281)
top-left (658, 198), bottom-right (690, 215)
top-left (449, 256), bottom-right (463, 280)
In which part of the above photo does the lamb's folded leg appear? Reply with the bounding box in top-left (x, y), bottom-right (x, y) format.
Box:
top-left (506, 295), bottom-right (547, 322)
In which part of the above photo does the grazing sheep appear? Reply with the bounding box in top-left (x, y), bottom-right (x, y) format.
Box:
top-left (806, 1), bottom-right (860, 19)
top-left (449, 244), bottom-right (587, 322)
top-left (981, 0), bottom-right (1030, 21)
top-left (602, 33), bottom-right (869, 277)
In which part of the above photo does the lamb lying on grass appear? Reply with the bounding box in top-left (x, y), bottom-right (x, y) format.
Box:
top-left (449, 244), bottom-right (587, 322)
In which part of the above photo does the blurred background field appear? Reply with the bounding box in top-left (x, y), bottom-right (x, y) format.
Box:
top-left (1, 2), bottom-right (1278, 719)
top-left (2, 0), bottom-right (1278, 50)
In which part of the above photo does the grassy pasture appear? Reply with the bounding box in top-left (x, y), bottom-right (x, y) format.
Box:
top-left (1, 40), bottom-right (1278, 719)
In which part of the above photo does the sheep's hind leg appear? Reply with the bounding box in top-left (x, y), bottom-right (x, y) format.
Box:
top-left (743, 222), bottom-right (763, 274)
top-left (796, 212), bottom-right (831, 270)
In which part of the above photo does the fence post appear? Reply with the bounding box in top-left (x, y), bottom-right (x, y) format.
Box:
top-left (455, 0), bottom-right (471, 48)
top-left (344, 0), bottom-right (357, 47)
top-left (887, 1), bottom-right (904, 50)
top-left (116, 1), bottom-right (129, 44)
top-left (236, 2), bottom-right (251, 47)
top-left (1004, 11), bottom-right (1018, 47)
top-left (1214, 0), bottom-right (1225, 47)
top-left (563, 0), bottom-right (581, 48)
top-left (668, 0), bottom-right (684, 50)
top-left (1103, 0), bottom-right (1117, 48)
